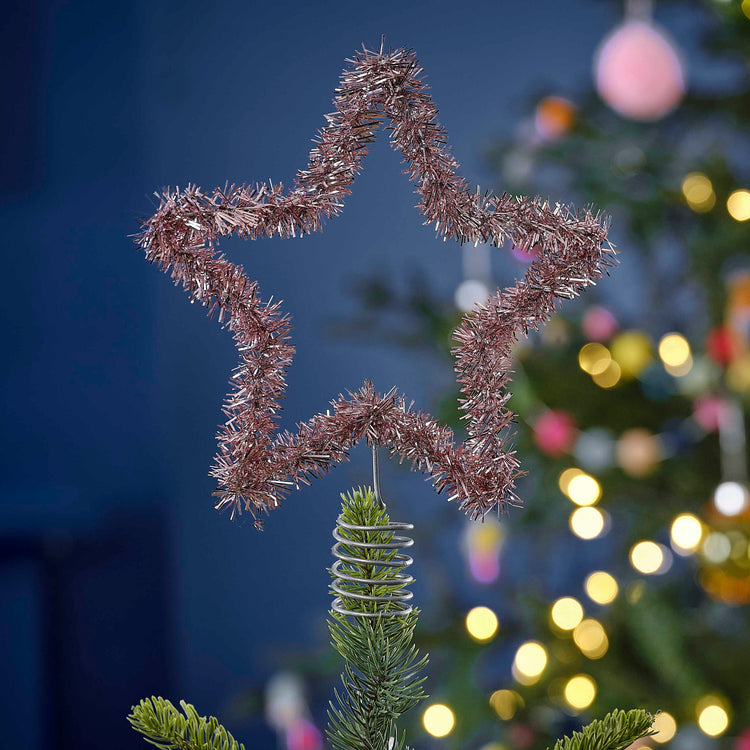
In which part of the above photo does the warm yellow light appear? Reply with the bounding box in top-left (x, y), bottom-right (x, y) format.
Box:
top-left (664, 354), bottom-right (693, 378)
top-left (611, 331), bottom-right (652, 378)
top-left (681, 172), bottom-right (715, 212)
top-left (630, 541), bottom-right (664, 574)
top-left (570, 507), bottom-right (605, 540)
top-left (490, 689), bottom-right (522, 720)
top-left (743, 0), bottom-right (750, 21)
top-left (551, 597), bottom-right (584, 631)
top-left (567, 474), bottom-right (602, 506)
top-left (584, 571), bottom-right (619, 605)
top-left (659, 333), bottom-right (691, 367)
top-left (466, 606), bottom-right (499, 642)
top-left (670, 513), bottom-right (703, 554)
top-left (423, 703), bottom-right (455, 737)
top-left (573, 619), bottom-right (609, 659)
top-left (652, 712), bottom-right (677, 743)
top-left (563, 675), bottom-right (597, 710)
top-left (592, 360), bottom-right (622, 389)
top-left (578, 343), bottom-right (612, 375)
top-left (697, 700), bottom-right (729, 737)
top-left (559, 467), bottom-right (585, 496)
top-left (728, 189), bottom-right (750, 221)
top-left (514, 641), bottom-right (548, 680)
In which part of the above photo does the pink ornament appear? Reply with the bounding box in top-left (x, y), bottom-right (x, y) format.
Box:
top-left (286, 718), bottom-right (322, 750)
top-left (582, 305), bottom-right (618, 342)
top-left (511, 243), bottom-right (540, 264)
top-left (693, 395), bottom-right (729, 432)
top-left (594, 20), bottom-right (685, 122)
top-left (533, 410), bottom-right (577, 457)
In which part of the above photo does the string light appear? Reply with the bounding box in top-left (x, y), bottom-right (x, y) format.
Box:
top-left (697, 697), bottom-right (729, 737)
top-left (423, 704), bottom-right (455, 737)
top-left (566, 473), bottom-right (602, 506)
top-left (489, 689), bottom-right (522, 720)
top-left (681, 173), bottom-right (715, 212)
top-left (658, 333), bottom-right (692, 377)
top-left (550, 597), bottom-right (584, 631)
top-left (670, 513), bottom-right (703, 554)
top-left (466, 606), bottom-right (499, 642)
top-left (713, 481), bottom-right (749, 517)
top-left (570, 507), bottom-right (605, 539)
top-left (629, 541), bottom-right (665, 574)
top-left (743, 0), bottom-right (750, 21)
top-left (559, 467), bottom-right (585, 495)
top-left (584, 571), bottom-right (619, 605)
top-left (727, 189), bottom-right (750, 221)
top-left (592, 360), bottom-right (622, 389)
top-left (573, 619), bottom-right (609, 659)
top-left (578, 343), bottom-right (612, 375)
top-left (513, 641), bottom-right (548, 684)
top-left (652, 712), bottom-right (677, 743)
top-left (563, 675), bottom-right (597, 710)
top-left (703, 532), bottom-right (731, 563)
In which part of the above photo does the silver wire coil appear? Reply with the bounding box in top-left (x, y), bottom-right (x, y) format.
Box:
top-left (330, 516), bottom-right (415, 618)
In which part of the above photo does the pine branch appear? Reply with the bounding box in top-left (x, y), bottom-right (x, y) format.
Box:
top-left (327, 487), bottom-right (428, 750)
top-left (549, 709), bottom-right (655, 750)
top-left (128, 696), bottom-right (245, 750)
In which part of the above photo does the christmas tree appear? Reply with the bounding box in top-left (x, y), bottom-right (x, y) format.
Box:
top-left (296, 2), bottom-right (750, 748)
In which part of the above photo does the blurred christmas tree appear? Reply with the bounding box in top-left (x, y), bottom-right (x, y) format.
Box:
top-left (259, 2), bottom-right (750, 749)
top-left (250, 3), bottom-right (750, 749)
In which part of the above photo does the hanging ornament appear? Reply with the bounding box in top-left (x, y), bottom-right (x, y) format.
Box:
top-left (593, 0), bottom-right (685, 122)
top-left (574, 428), bottom-right (615, 472)
top-left (533, 410), bottom-right (578, 457)
top-left (582, 305), bottom-right (618, 342)
top-left (616, 428), bottom-right (661, 477)
top-left (534, 96), bottom-right (576, 141)
top-left (463, 516), bottom-right (506, 584)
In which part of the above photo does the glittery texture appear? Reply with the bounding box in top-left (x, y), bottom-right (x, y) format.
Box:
top-left (137, 43), bottom-right (614, 526)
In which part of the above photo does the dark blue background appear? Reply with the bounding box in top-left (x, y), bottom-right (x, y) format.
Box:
top-left (1, 1), bottom-right (694, 747)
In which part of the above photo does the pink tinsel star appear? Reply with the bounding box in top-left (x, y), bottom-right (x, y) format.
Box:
top-left (137, 43), bottom-right (614, 527)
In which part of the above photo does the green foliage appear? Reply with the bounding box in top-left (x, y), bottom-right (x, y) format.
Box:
top-left (128, 696), bottom-right (244, 750)
top-left (549, 709), bottom-right (654, 750)
top-left (327, 487), bottom-right (428, 750)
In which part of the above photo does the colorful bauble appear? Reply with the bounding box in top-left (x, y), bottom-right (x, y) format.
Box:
top-left (594, 20), bottom-right (685, 122)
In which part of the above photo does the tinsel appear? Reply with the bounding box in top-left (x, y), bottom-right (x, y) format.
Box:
top-left (137, 43), bottom-right (614, 527)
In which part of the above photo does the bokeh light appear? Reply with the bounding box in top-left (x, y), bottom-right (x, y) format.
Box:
top-left (681, 173), bottom-right (715, 212)
top-left (727, 189), bottom-right (750, 221)
top-left (513, 642), bottom-right (548, 683)
top-left (563, 674), bottom-right (597, 710)
top-left (703, 532), bottom-right (731, 563)
top-left (629, 541), bottom-right (664, 574)
top-left (652, 712), bottom-right (677, 743)
top-left (551, 597), bottom-right (584, 631)
top-left (592, 360), bottom-right (622, 389)
top-left (697, 698), bottom-right (729, 737)
top-left (489, 689), bottom-right (522, 721)
top-left (584, 571), bottom-right (619, 605)
top-left (658, 333), bottom-right (691, 367)
top-left (566, 473), bottom-right (602, 506)
top-left (713, 481), bottom-right (749, 517)
top-left (611, 331), bottom-right (652, 378)
top-left (573, 619), bottom-right (609, 659)
top-left (579, 343), bottom-right (612, 375)
top-left (466, 606), bottom-right (499, 642)
top-left (559, 467), bottom-right (585, 496)
top-left (670, 513), bottom-right (703, 554)
top-left (423, 704), bottom-right (455, 737)
top-left (570, 507), bottom-right (605, 539)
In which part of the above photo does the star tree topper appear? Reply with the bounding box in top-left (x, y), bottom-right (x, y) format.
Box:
top-left (137, 43), bottom-right (614, 528)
